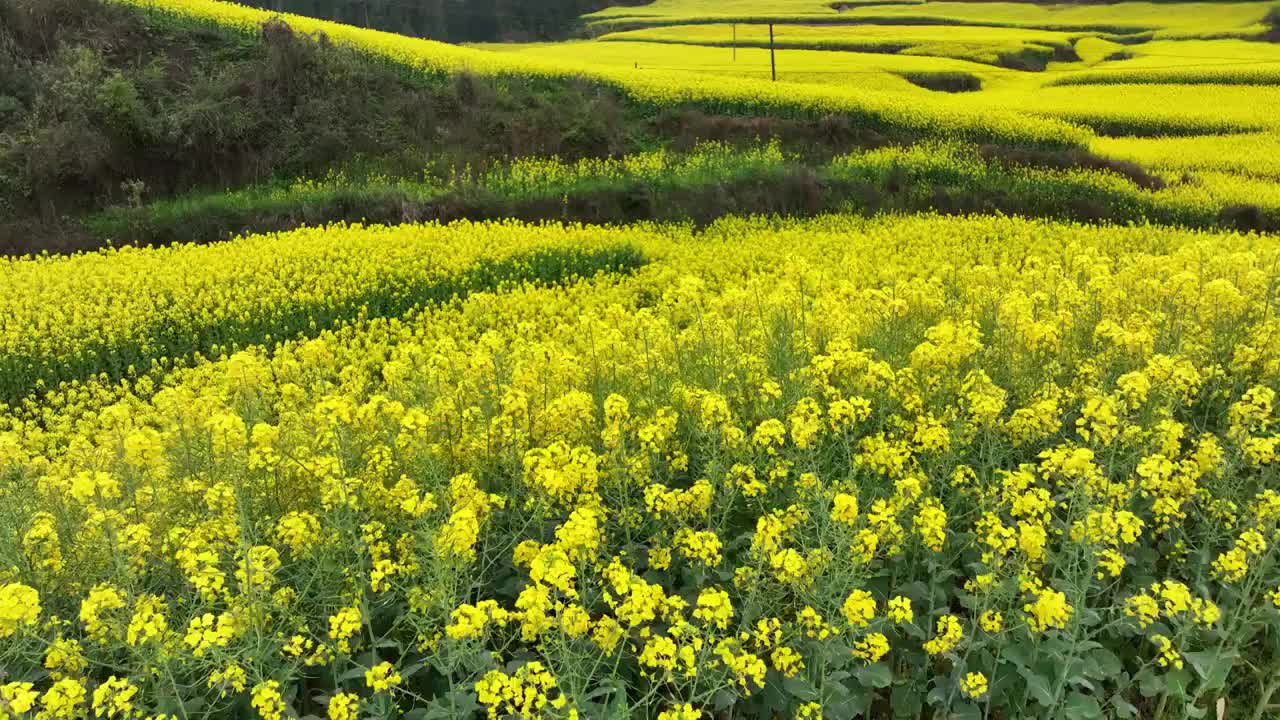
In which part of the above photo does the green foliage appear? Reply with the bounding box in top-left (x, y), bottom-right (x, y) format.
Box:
top-left (76, 142), bottom-right (1280, 253)
top-left (897, 71), bottom-right (982, 93)
top-left (237, 0), bottom-right (632, 42)
top-left (0, 0), bottom-right (653, 224)
top-left (9, 0), bottom-right (1086, 250)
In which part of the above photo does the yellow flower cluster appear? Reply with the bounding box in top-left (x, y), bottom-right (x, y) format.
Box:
top-left (2, 212), bottom-right (1279, 718)
top-left (1022, 587), bottom-right (1073, 634)
top-left (1150, 634), bottom-right (1184, 670)
top-left (923, 615), bottom-right (964, 656)
top-left (852, 633), bottom-right (890, 664)
top-left (0, 220), bottom-right (641, 404)
top-left (887, 596), bottom-right (913, 625)
top-left (0, 584), bottom-right (40, 639)
top-left (960, 672), bottom-right (988, 699)
top-left (475, 662), bottom-right (566, 719)
top-left (250, 681), bottom-right (285, 720)
top-left (365, 663), bottom-right (401, 694)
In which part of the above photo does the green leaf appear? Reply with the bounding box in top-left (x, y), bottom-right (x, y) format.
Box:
top-left (337, 666), bottom-right (368, 682)
top-left (1165, 667), bottom-right (1193, 699)
top-left (760, 678), bottom-right (789, 715)
top-left (1002, 641), bottom-right (1033, 669)
top-left (901, 580), bottom-right (929, 601)
top-left (1110, 694), bottom-right (1139, 719)
top-left (825, 685), bottom-right (871, 720)
top-left (711, 689), bottom-right (737, 711)
top-left (1135, 667), bottom-right (1162, 698)
top-left (1063, 692), bottom-right (1104, 720)
top-left (855, 662), bottom-right (893, 689)
top-left (848, 690), bottom-right (874, 718)
top-left (1063, 657), bottom-right (1091, 688)
top-left (1078, 608), bottom-right (1104, 628)
top-left (1184, 648), bottom-right (1239, 691)
top-left (447, 688), bottom-right (480, 713)
top-left (890, 683), bottom-right (921, 719)
top-left (603, 692), bottom-right (632, 720)
top-left (824, 699), bottom-right (859, 720)
top-left (1018, 666), bottom-right (1054, 706)
top-left (821, 680), bottom-right (854, 719)
top-left (948, 702), bottom-right (982, 720)
top-left (1086, 649), bottom-right (1124, 680)
top-left (412, 703), bottom-right (457, 720)
top-left (581, 682), bottom-right (620, 703)
top-left (783, 675), bottom-right (817, 700)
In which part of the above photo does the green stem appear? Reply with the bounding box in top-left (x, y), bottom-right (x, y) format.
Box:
top-left (1154, 690), bottom-right (1169, 720)
top-left (1251, 673), bottom-right (1280, 720)
top-left (164, 659), bottom-right (191, 720)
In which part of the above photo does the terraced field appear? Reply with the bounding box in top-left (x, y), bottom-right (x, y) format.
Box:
top-left (1049, 39), bottom-right (1280, 85)
top-left (55, 0), bottom-right (1280, 234)
top-left (584, 0), bottom-right (1274, 35)
top-left (475, 0), bottom-right (1280, 227)
top-left (596, 23), bottom-right (1085, 69)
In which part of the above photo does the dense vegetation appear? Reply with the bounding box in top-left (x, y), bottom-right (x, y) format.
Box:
top-left (238, 0), bottom-right (646, 41)
top-left (0, 0), bottom-right (657, 252)
top-left (5, 213), bottom-right (1280, 720)
top-left (85, 141), bottom-right (1278, 248)
top-left (8, 0), bottom-right (1280, 257)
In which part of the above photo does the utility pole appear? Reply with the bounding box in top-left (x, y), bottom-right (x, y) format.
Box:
top-left (769, 23), bottom-right (777, 81)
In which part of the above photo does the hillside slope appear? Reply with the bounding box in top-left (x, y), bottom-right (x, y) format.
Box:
top-left (4, 0), bottom-right (1277, 256)
top-left (0, 0), bottom-right (660, 251)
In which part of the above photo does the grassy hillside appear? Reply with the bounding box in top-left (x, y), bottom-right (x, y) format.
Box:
top-left (6, 0), bottom-right (1280, 258)
top-left (4, 0), bottom-right (1163, 256)
top-left (492, 0), bottom-right (1280, 230)
top-left (87, 141), bottom-right (1279, 249)
top-left (102, 0), bottom-right (1088, 149)
top-left (0, 0), bottom-right (658, 251)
